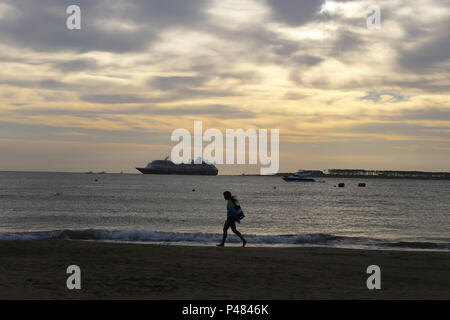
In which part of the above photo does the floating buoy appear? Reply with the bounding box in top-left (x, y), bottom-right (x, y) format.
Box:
top-left (358, 183), bottom-right (366, 187)
top-left (95, 178), bottom-right (98, 182)
top-left (273, 186), bottom-right (277, 190)
top-left (338, 182), bottom-right (345, 188)
top-left (192, 188), bottom-right (196, 192)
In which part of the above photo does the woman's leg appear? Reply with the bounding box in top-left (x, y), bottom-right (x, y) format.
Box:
top-left (217, 220), bottom-right (230, 246)
top-left (230, 223), bottom-right (247, 247)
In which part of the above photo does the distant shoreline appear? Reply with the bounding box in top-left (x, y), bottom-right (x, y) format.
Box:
top-left (1, 170), bottom-right (450, 180)
top-left (274, 173), bottom-right (450, 180)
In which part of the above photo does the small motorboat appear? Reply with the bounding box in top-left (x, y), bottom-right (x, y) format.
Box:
top-left (283, 171), bottom-right (316, 182)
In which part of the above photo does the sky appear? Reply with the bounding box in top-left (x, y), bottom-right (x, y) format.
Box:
top-left (0, 0), bottom-right (449, 174)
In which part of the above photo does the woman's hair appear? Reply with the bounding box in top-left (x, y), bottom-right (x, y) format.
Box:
top-left (223, 191), bottom-right (238, 206)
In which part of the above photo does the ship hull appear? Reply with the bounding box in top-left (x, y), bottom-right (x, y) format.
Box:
top-left (136, 167), bottom-right (218, 175)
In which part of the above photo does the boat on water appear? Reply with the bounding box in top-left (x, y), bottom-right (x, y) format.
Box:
top-left (136, 157), bottom-right (218, 175)
top-left (283, 171), bottom-right (316, 182)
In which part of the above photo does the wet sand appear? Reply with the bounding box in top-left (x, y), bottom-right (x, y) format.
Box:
top-left (0, 240), bottom-right (448, 299)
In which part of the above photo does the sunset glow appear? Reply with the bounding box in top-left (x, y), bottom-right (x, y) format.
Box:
top-left (0, 0), bottom-right (449, 173)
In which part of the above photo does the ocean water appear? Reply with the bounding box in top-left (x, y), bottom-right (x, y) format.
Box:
top-left (0, 171), bottom-right (449, 251)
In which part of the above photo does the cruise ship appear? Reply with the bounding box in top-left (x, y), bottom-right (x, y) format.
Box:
top-left (136, 157), bottom-right (218, 175)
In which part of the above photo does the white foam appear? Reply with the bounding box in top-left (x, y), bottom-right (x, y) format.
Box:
top-left (0, 229), bottom-right (448, 251)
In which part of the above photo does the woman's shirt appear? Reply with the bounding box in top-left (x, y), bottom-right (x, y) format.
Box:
top-left (227, 199), bottom-right (239, 220)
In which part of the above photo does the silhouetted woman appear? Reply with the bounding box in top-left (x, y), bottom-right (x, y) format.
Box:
top-left (217, 191), bottom-right (247, 247)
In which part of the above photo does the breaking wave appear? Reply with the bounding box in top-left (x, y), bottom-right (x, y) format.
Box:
top-left (0, 229), bottom-right (448, 251)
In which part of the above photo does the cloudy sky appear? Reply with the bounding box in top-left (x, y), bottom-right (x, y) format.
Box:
top-left (0, 0), bottom-right (449, 174)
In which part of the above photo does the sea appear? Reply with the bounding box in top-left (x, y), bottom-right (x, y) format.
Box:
top-left (0, 171), bottom-right (449, 251)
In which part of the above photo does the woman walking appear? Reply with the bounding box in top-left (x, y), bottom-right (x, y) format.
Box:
top-left (217, 191), bottom-right (247, 247)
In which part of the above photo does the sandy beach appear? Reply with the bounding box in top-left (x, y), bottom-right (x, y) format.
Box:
top-left (0, 240), bottom-right (448, 299)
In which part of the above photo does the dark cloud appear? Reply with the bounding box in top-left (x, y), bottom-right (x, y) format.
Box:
top-left (360, 91), bottom-right (407, 103)
top-left (0, 1), bottom-right (148, 53)
top-left (0, 120), bottom-right (170, 145)
top-left (331, 30), bottom-right (366, 57)
top-left (143, 74), bottom-right (248, 102)
top-left (81, 87), bottom-right (243, 104)
top-left (213, 71), bottom-right (261, 83)
top-left (283, 92), bottom-right (310, 100)
top-left (387, 79), bottom-right (450, 93)
top-left (8, 103), bottom-right (27, 106)
top-left (139, 104), bottom-right (256, 118)
top-left (53, 58), bottom-right (100, 72)
top-left (267, 0), bottom-right (323, 26)
top-left (0, 0), bottom-right (208, 53)
top-left (377, 107), bottom-right (450, 122)
top-left (0, 78), bottom-right (68, 90)
top-left (11, 104), bottom-right (255, 119)
top-left (263, 106), bottom-right (450, 126)
top-left (148, 76), bottom-right (209, 90)
top-left (127, 0), bottom-right (208, 27)
top-left (147, 71), bottom-right (261, 90)
top-left (0, 77), bottom-right (121, 93)
top-left (290, 55), bottom-right (323, 66)
top-left (1, 0), bottom-right (448, 105)
top-left (80, 94), bottom-right (154, 104)
top-left (400, 31), bottom-right (450, 72)
top-left (387, 7), bottom-right (450, 73)
top-left (347, 121), bottom-right (450, 140)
